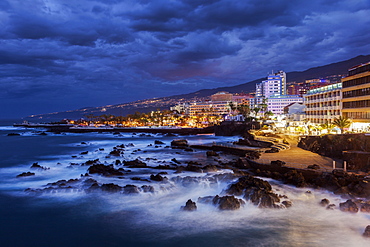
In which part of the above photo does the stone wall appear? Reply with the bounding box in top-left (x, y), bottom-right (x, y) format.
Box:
top-left (298, 134), bottom-right (370, 171)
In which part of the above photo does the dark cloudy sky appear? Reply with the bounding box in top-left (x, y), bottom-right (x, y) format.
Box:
top-left (1, 0), bottom-right (370, 119)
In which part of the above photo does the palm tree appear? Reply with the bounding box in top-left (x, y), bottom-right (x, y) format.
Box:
top-left (263, 110), bottom-right (274, 120)
top-left (236, 104), bottom-right (251, 121)
top-left (228, 102), bottom-right (237, 112)
top-left (258, 98), bottom-right (268, 116)
top-left (333, 116), bottom-right (352, 134)
top-left (252, 107), bottom-right (260, 118)
top-left (320, 121), bottom-right (335, 134)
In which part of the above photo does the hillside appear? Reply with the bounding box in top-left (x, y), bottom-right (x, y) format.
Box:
top-left (26, 54), bottom-right (370, 121)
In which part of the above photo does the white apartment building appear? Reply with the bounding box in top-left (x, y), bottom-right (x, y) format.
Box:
top-left (170, 102), bottom-right (190, 115)
top-left (267, 95), bottom-right (303, 115)
top-left (252, 70), bottom-right (303, 115)
top-left (189, 101), bottom-right (232, 116)
top-left (256, 71), bottom-right (287, 98)
top-left (304, 83), bottom-right (342, 124)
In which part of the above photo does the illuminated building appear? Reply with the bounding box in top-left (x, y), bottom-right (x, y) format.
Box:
top-left (189, 101), bottom-right (231, 116)
top-left (304, 83), bottom-right (342, 124)
top-left (211, 91), bottom-right (233, 102)
top-left (341, 62), bottom-right (370, 130)
top-left (267, 95), bottom-right (303, 115)
top-left (255, 71), bottom-right (286, 98)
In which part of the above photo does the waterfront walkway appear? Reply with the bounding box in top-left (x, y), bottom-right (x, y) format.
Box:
top-left (256, 135), bottom-right (342, 172)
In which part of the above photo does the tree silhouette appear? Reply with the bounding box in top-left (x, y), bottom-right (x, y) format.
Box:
top-left (320, 121), bottom-right (335, 134)
top-left (333, 116), bottom-right (351, 134)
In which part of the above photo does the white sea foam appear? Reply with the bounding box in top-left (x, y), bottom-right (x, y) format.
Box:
top-left (2, 133), bottom-right (370, 246)
top-left (0, 126), bottom-right (24, 130)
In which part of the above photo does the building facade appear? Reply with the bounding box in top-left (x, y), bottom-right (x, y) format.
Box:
top-left (252, 70), bottom-right (304, 115)
top-left (189, 101), bottom-right (232, 116)
top-left (211, 91), bottom-right (233, 102)
top-left (304, 83), bottom-right (342, 124)
top-left (255, 71), bottom-right (287, 98)
top-left (341, 62), bottom-right (370, 128)
top-left (267, 95), bottom-right (303, 115)
top-left (170, 102), bottom-right (190, 115)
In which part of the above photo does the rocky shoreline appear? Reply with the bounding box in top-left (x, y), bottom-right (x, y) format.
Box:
top-left (15, 132), bottom-right (370, 238)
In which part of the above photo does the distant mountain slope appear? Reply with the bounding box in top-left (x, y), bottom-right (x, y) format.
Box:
top-left (168, 54), bottom-right (370, 99)
top-left (27, 54), bottom-right (370, 121)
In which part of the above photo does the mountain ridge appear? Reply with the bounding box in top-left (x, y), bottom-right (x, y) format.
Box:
top-left (26, 54), bottom-right (370, 121)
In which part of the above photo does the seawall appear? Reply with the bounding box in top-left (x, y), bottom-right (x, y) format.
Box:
top-left (298, 134), bottom-right (370, 171)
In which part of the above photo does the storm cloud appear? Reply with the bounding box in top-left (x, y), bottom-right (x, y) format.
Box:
top-left (1, 0), bottom-right (369, 118)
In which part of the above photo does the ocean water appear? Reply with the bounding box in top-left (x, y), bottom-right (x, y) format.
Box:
top-left (0, 123), bottom-right (370, 247)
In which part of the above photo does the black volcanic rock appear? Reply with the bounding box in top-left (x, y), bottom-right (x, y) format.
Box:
top-left (7, 133), bottom-right (21, 136)
top-left (141, 185), bottom-right (155, 193)
top-left (320, 198), bottom-right (330, 207)
top-left (181, 199), bottom-right (197, 211)
top-left (339, 199), bottom-right (359, 213)
top-left (123, 159), bottom-right (148, 168)
top-left (171, 158), bottom-right (181, 164)
top-left (282, 201), bottom-right (292, 208)
top-left (360, 203), bottom-right (370, 213)
top-left (212, 195), bottom-right (245, 210)
top-left (123, 184), bottom-right (141, 194)
top-left (101, 183), bottom-right (123, 193)
top-left (83, 159), bottom-right (100, 166)
top-left (363, 225), bottom-right (370, 237)
top-left (16, 172), bottom-right (35, 178)
top-left (225, 175), bottom-right (283, 208)
top-left (171, 139), bottom-right (188, 147)
top-left (283, 170), bottom-right (306, 187)
top-left (30, 162), bottom-right (49, 170)
top-left (88, 164), bottom-right (124, 176)
top-left (109, 150), bottom-right (122, 156)
top-left (150, 173), bottom-right (167, 182)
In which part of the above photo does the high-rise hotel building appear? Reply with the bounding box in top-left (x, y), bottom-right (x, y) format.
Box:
top-left (252, 70), bottom-right (303, 114)
top-left (304, 83), bottom-right (342, 124)
top-left (256, 71), bottom-right (287, 98)
top-left (341, 62), bottom-right (370, 127)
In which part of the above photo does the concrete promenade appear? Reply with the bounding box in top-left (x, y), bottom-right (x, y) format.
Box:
top-left (256, 136), bottom-right (342, 172)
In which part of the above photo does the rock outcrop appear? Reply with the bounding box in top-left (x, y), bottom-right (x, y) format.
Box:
top-left (181, 199), bottom-right (197, 211)
top-left (225, 175), bottom-right (283, 208)
top-left (320, 198), bottom-right (330, 207)
top-left (150, 173), bottom-right (167, 182)
top-left (16, 172), bottom-right (35, 178)
top-left (339, 199), bottom-right (359, 213)
top-left (30, 162), bottom-right (49, 170)
top-left (171, 139), bottom-right (188, 148)
top-left (363, 225), bottom-right (370, 237)
top-left (212, 195), bottom-right (245, 210)
top-left (88, 164), bottom-right (124, 176)
top-left (123, 159), bottom-right (148, 168)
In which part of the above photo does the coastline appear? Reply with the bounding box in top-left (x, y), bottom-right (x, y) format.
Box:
top-left (3, 125), bottom-right (370, 243)
top-left (37, 125), bottom-right (216, 135)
